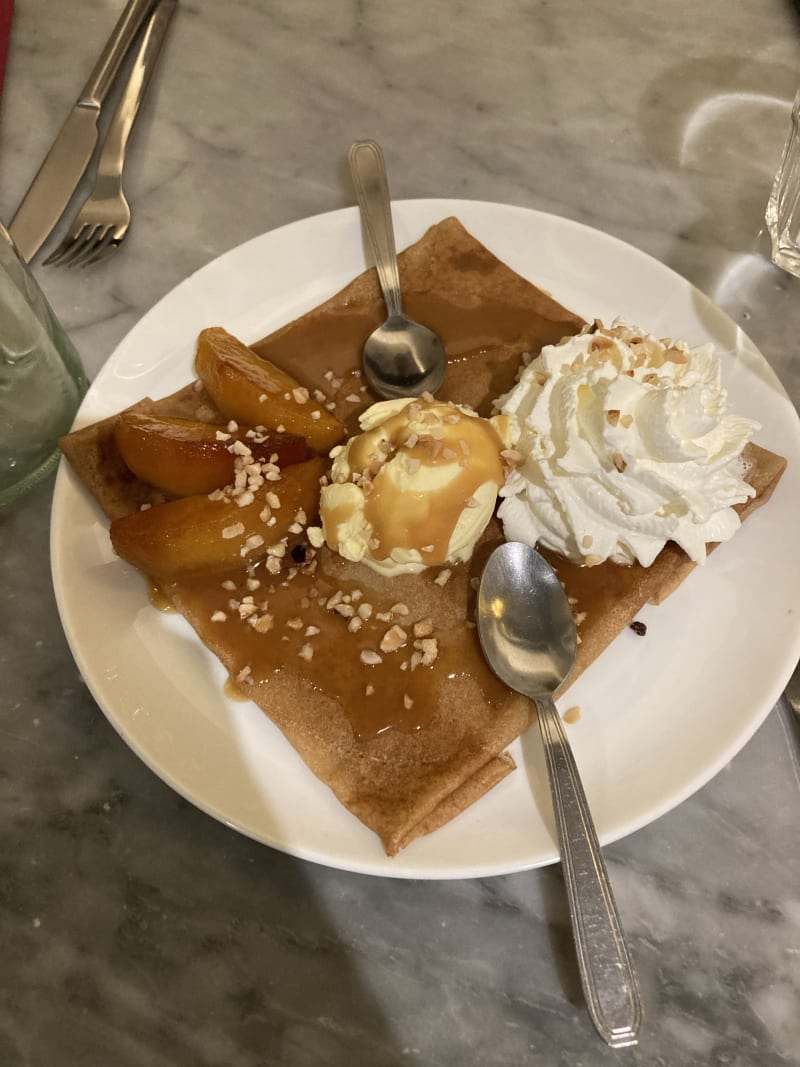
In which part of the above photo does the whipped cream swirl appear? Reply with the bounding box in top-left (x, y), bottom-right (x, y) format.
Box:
top-left (496, 321), bottom-right (760, 567)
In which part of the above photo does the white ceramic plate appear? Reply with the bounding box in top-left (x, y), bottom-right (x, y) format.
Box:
top-left (51, 200), bottom-right (800, 880)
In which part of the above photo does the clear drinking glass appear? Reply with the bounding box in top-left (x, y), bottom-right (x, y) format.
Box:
top-left (765, 90), bottom-right (800, 278)
top-left (0, 220), bottom-right (88, 507)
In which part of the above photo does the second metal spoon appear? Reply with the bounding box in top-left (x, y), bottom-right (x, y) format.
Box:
top-left (348, 140), bottom-right (446, 399)
top-left (476, 541), bottom-right (642, 1049)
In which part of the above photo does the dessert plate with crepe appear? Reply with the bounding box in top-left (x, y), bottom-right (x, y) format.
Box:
top-left (51, 200), bottom-right (800, 879)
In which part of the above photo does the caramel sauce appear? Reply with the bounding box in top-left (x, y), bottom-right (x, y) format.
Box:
top-left (167, 278), bottom-right (585, 740)
top-left (169, 557), bottom-right (511, 739)
top-left (342, 402), bottom-right (505, 565)
top-left (251, 292), bottom-right (580, 414)
top-left (148, 581), bottom-right (175, 612)
top-left (541, 548), bottom-right (635, 615)
top-left (224, 676), bottom-right (251, 702)
top-left (408, 294), bottom-right (566, 358)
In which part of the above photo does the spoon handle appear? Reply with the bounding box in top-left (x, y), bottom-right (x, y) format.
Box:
top-left (348, 141), bottom-right (403, 318)
top-left (536, 694), bottom-right (642, 1048)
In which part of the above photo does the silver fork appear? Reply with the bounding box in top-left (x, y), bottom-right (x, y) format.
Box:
top-left (44, 0), bottom-right (176, 268)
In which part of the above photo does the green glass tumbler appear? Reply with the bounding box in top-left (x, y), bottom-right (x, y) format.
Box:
top-left (0, 221), bottom-right (88, 507)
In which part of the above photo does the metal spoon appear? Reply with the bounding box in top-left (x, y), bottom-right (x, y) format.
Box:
top-left (476, 541), bottom-right (642, 1049)
top-left (348, 140), bottom-right (447, 399)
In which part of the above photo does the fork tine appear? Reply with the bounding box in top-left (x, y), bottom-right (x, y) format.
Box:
top-left (80, 229), bottom-right (120, 268)
top-left (50, 226), bottom-right (102, 268)
top-left (64, 225), bottom-right (112, 269)
top-left (41, 244), bottom-right (67, 267)
top-left (42, 225), bottom-right (91, 267)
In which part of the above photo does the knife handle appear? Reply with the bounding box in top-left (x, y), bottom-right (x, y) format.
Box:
top-left (80, 0), bottom-right (158, 108)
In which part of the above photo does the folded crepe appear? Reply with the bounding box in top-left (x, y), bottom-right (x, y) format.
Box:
top-left (60, 217), bottom-right (786, 855)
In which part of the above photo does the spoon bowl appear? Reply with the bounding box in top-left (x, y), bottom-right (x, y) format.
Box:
top-left (477, 541), bottom-right (642, 1049)
top-left (363, 314), bottom-right (446, 401)
top-left (477, 540), bottom-right (577, 696)
top-left (349, 140), bottom-right (447, 399)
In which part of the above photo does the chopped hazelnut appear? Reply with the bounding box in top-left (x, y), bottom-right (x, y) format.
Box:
top-left (380, 625), bottom-right (408, 653)
top-left (414, 637), bottom-right (439, 666)
top-left (500, 448), bottom-right (523, 466)
top-left (245, 534), bottom-right (264, 551)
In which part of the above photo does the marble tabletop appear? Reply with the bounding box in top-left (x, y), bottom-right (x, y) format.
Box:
top-left (1, 1), bottom-right (799, 1064)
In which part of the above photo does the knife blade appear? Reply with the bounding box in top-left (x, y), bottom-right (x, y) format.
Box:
top-left (8, 0), bottom-right (158, 262)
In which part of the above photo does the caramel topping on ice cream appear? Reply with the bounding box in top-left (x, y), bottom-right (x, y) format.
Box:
top-left (309, 397), bottom-right (515, 576)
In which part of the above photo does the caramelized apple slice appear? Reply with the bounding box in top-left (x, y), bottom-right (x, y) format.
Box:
top-left (114, 412), bottom-right (309, 497)
top-left (110, 456), bottom-right (325, 580)
top-left (195, 326), bottom-right (345, 454)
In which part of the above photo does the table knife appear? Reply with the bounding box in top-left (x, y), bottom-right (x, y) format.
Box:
top-left (8, 0), bottom-right (158, 262)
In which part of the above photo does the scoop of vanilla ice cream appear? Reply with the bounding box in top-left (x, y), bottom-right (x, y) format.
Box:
top-left (308, 396), bottom-right (515, 576)
top-left (496, 320), bottom-right (760, 567)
